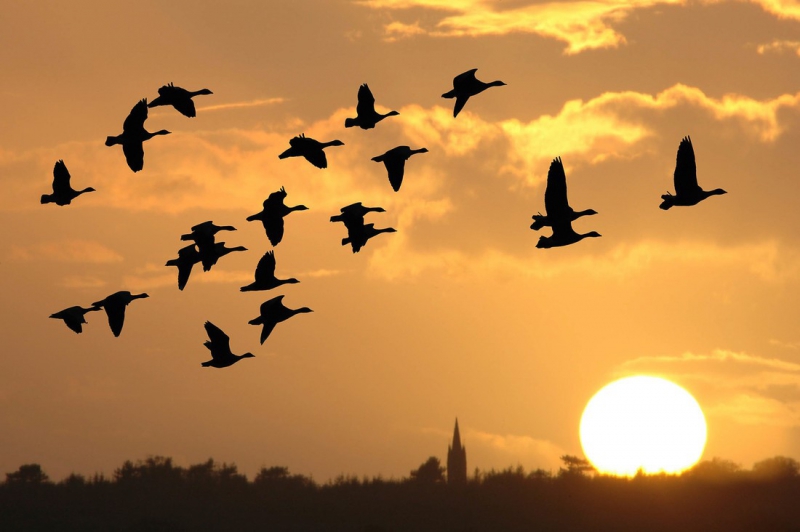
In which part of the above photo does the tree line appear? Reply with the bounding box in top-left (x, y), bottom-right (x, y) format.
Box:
top-left (2, 455), bottom-right (800, 531)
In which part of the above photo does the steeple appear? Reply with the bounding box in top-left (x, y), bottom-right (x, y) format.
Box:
top-left (447, 417), bottom-right (467, 485)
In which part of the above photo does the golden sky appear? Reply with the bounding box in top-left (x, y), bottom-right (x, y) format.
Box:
top-left (3, 0), bottom-right (800, 481)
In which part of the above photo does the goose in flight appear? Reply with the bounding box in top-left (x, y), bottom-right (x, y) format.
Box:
top-left (247, 187), bottom-right (308, 246)
top-left (531, 157), bottom-right (597, 231)
top-left (343, 223), bottom-right (396, 253)
top-left (442, 68), bottom-right (506, 118)
top-left (200, 242), bottom-right (247, 272)
top-left (536, 219), bottom-right (601, 249)
top-left (49, 305), bottom-right (101, 334)
top-left (105, 99), bottom-right (171, 172)
top-left (181, 221), bottom-right (236, 258)
top-left (41, 160), bottom-right (95, 206)
top-left (331, 202), bottom-right (386, 234)
top-left (240, 250), bottom-right (299, 292)
top-left (344, 84), bottom-right (399, 129)
top-left (148, 83), bottom-right (213, 118)
top-left (660, 136), bottom-right (726, 210)
top-left (371, 146), bottom-right (428, 192)
top-left (248, 295), bottom-right (313, 344)
top-left (165, 244), bottom-right (202, 291)
top-left (91, 291), bottom-right (149, 337)
top-left (201, 321), bottom-right (254, 368)
top-left (278, 134), bottom-right (344, 169)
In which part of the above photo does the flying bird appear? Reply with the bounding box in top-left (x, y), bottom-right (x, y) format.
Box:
top-left (201, 321), bottom-right (255, 368)
top-left (343, 223), bottom-right (396, 253)
top-left (344, 84), bottom-right (399, 129)
top-left (530, 157), bottom-right (597, 231)
top-left (165, 244), bottom-right (203, 291)
top-left (441, 68), bottom-right (506, 118)
top-left (147, 83), bottom-right (213, 118)
top-left (248, 295), bottom-right (313, 344)
top-left (247, 187), bottom-right (308, 246)
top-left (181, 221), bottom-right (237, 258)
top-left (278, 134), bottom-right (344, 169)
top-left (371, 146), bottom-right (428, 192)
top-left (41, 160), bottom-right (95, 206)
top-left (49, 305), bottom-right (101, 334)
top-left (330, 202), bottom-right (386, 233)
top-left (240, 250), bottom-right (299, 292)
top-left (91, 291), bottom-right (149, 337)
top-left (535, 220), bottom-right (601, 249)
top-left (660, 136), bottom-right (727, 210)
top-left (200, 242), bottom-right (247, 272)
top-left (105, 99), bottom-right (171, 172)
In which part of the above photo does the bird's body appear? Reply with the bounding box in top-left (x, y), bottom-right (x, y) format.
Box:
top-left (91, 291), bottom-right (149, 337)
top-left (105, 99), bottom-right (171, 172)
top-left (248, 295), bottom-right (313, 344)
top-left (180, 221), bottom-right (237, 262)
top-left (165, 244), bottom-right (202, 290)
top-left (240, 250), bottom-right (299, 292)
top-left (200, 242), bottom-right (247, 272)
top-left (201, 321), bottom-right (254, 368)
top-left (660, 136), bottom-right (726, 210)
top-left (247, 187), bottom-right (308, 246)
top-left (371, 146), bottom-right (428, 192)
top-left (278, 134), bottom-right (344, 169)
top-left (49, 305), bottom-right (101, 334)
top-left (41, 160), bottom-right (95, 206)
top-left (330, 202), bottom-right (386, 232)
top-left (343, 223), bottom-right (396, 253)
top-left (530, 157), bottom-right (597, 231)
top-left (344, 84), bottom-right (399, 129)
top-left (441, 68), bottom-right (506, 118)
top-left (147, 83), bottom-right (213, 118)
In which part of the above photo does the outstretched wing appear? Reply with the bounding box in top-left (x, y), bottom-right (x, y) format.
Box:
top-left (52, 160), bottom-right (72, 194)
top-left (674, 136), bottom-right (699, 196)
top-left (253, 250), bottom-right (277, 283)
top-left (453, 68), bottom-right (478, 89)
top-left (303, 148), bottom-right (327, 169)
top-left (122, 99), bottom-right (148, 132)
top-left (452, 96), bottom-right (469, 118)
top-left (265, 217), bottom-right (284, 247)
top-left (384, 158), bottom-right (406, 192)
top-left (105, 303), bottom-right (127, 338)
top-left (356, 83), bottom-right (376, 117)
top-left (122, 141), bottom-right (144, 172)
top-left (544, 157), bottom-right (571, 218)
top-left (204, 321), bottom-right (231, 359)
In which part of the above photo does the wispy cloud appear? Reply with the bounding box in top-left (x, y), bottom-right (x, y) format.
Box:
top-left (10, 240), bottom-right (123, 264)
top-left (756, 39), bottom-right (800, 56)
top-left (466, 429), bottom-right (567, 470)
top-left (196, 97), bottom-right (286, 113)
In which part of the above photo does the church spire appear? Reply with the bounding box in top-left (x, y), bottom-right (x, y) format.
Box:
top-left (447, 417), bottom-right (467, 485)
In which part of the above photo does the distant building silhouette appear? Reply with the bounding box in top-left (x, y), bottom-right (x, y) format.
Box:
top-left (447, 418), bottom-right (467, 485)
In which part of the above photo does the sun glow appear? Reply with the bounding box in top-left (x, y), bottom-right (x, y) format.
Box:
top-left (580, 376), bottom-right (707, 476)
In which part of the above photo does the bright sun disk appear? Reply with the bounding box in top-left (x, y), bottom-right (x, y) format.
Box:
top-left (580, 375), bottom-right (707, 476)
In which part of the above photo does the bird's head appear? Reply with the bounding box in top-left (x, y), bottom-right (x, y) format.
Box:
top-left (241, 353), bottom-right (256, 359)
top-left (328, 140), bottom-right (345, 147)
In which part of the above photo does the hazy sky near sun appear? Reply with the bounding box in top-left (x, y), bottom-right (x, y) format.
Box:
top-left (3, 0), bottom-right (800, 481)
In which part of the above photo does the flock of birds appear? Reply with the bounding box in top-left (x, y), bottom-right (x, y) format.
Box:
top-left (43, 69), bottom-right (727, 367)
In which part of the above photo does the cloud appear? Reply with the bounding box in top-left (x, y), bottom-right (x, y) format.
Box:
top-left (357, 0), bottom-right (687, 53)
top-left (619, 349), bottom-right (800, 427)
top-left (10, 240), bottom-right (123, 264)
top-left (466, 429), bottom-right (567, 470)
top-left (196, 97), bottom-right (286, 113)
top-left (756, 39), bottom-right (800, 56)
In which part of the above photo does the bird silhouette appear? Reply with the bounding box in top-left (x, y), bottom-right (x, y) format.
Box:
top-left (344, 84), bottom-right (399, 129)
top-left (343, 223), bottom-right (396, 253)
top-left (200, 242), bottom-right (247, 272)
top-left (330, 202), bottom-right (386, 232)
top-left (147, 83), bottom-right (213, 118)
top-left (91, 291), bottom-right (149, 337)
top-left (247, 187), bottom-right (308, 246)
top-left (660, 136), bottom-right (727, 210)
top-left (278, 134), bottom-right (344, 169)
top-left (248, 295), bottom-right (313, 344)
top-left (201, 321), bottom-right (254, 368)
top-left (49, 305), bottom-right (101, 334)
top-left (536, 220), bottom-right (601, 249)
top-left (442, 68), bottom-right (506, 118)
top-left (41, 160), bottom-right (95, 206)
top-left (105, 99), bottom-right (171, 172)
top-left (371, 146), bottom-right (428, 192)
top-left (165, 244), bottom-right (202, 291)
top-left (240, 250), bottom-right (299, 292)
top-left (181, 221), bottom-right (237, 260)
top-left (530, 157), bottom-right (597, 231)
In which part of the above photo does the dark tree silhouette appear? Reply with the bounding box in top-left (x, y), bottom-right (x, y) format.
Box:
top-left (409, 457), bottom-right (446, 484)
top-left (4, 464), bottom-right (50, 486)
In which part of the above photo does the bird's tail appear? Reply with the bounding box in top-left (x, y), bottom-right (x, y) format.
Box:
top-left (441, 90), bottom-right (457, 99)
top-left (530, 214), bottom-right (546, 231)
top-left (40, 194), bottom-right (53, 205)
top-left (341, 237), bottom-right (350, 246)
top-left (344, 118), bottom-right (357, 128)
top-left (105, 136), bottom-right (119, 147)
top-left (201, 361), bottom-right (213, 367)
top-left (165, 258), bottom-right (179, 267)
top-left (371, 155), bottom-right (384, 162)
top-left (248, 317), bottom-right (263, 325)
top-left (659, 194), bottom-right (674, 210)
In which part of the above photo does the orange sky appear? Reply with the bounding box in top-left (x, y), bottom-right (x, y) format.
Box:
top-left (3, 0), bottom-right (800, 481)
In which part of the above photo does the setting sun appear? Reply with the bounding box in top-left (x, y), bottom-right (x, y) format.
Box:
top-left (580, 376), bottom-right (707, 476)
